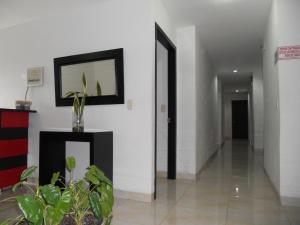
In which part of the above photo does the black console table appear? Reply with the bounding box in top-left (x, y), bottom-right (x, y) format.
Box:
top-left (39, 131), bottom-right (113, 185)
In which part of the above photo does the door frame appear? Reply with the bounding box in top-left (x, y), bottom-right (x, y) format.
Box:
top-left (155, 23), bottom-right (177, 199)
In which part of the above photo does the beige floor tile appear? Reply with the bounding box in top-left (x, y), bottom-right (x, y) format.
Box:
top-left (284, 206), bottom-right (300, 225)
top-left (161, 206), bottom-right (226, 225)
top-left (111, 218), bottom-right (145, 225)
top-left (227, 208), bottom-right (290, 225)
top-left (113, 199), bottom-right (172, 225)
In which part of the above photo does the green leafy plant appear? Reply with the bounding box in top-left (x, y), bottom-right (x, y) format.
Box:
top-left (0, 156), bottom-right (114, 225)
top-left (64, 74), bottom-right (87, 132)
top-left (64, 73), bottom-right (87, 117)
top-left (96, 81), bottom-right (102, 96)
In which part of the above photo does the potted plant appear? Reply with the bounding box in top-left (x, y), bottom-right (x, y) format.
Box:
top-left (0, 156), bottom-right (114, 225)
top-left (64, 74), bottom-right (88, 132)
top-left (64, 74), bottom-right (103, 132)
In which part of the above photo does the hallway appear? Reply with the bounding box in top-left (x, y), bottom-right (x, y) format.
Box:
top-left (112, 141), bottom-right (300, 225)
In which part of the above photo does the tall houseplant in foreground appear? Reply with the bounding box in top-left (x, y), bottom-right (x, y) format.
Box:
top-left (65, 73), bottom-right (88, 132)
top-left (0, 157), bottom-right (114, 225)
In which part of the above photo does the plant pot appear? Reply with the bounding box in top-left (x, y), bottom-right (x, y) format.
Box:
top-left (72, 110), bottom-right (84, 132)
top-left (60, 214), bottom-right (103, 225)
top-left (15, 100), bottom-right (32, 110)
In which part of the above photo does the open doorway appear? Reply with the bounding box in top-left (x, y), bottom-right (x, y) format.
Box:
top-left (220, 74), bottom-right (253, 143)
top-left (155, 24), bottom-right (177, 199)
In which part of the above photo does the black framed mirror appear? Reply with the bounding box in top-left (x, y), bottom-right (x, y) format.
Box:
top-left (54, 48), bottom-right (124, 106)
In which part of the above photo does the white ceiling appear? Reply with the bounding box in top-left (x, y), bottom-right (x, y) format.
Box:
top-left (220, 74), bottom-right (252, 93)
top-left (161, 0), bottom-right (272, 73)
top-left (0, 0), bottom-right (108, 30)
top-left (0, 0), bottom-right (271, 75)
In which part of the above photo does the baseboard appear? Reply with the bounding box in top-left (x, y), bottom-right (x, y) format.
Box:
top-left (157, 146), bottom-right (220, 182)
top-left (254, 148), bottom-right (264, 153)
top-left (197, 146), bottom-right (220, 174)
top-left (156, 171), bottom-right (167, 178)
top-left (157, 171), bottom-right (197, 180)
top-left (176, 173), bottom-right (197, 180)
top-left (114, 189), bottom-right (154, 203)
top-left (281, 196), bottom-right (300, 207)
top-left (262, 169), bottom-right (300, 207)
top-left (262, 167), bottom-right (280, 202)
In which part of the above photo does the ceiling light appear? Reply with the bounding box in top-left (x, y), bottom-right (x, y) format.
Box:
top-left (233, 70), bottom-right (238, 73)
top-left (235, 90), bottom-right (239, 93)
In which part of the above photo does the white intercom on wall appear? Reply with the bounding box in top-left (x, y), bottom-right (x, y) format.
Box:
top-left (27, 67), bottom-right (44, 87)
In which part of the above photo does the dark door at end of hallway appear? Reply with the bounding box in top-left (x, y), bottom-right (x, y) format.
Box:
top-left (232, 100), bottom-right (248, 139)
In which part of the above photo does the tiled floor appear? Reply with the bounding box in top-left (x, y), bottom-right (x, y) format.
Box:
top-left (1, 141), bottom-right (300, 225)
top-left (112, 141), bottom-right (300, 225)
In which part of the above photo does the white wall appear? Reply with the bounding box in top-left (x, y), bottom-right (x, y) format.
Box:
top-left (156, 41), bottom-right (168, 173)
top-left (263, 0), bottom-right (300, 205)
top-left (152, 0), bottom-right (176, 43)
top-left (217, 78), bottom-right (223, 146)
top-left (263, 0), bottom-right (281, 194)
top-left (263, 1), bottom-right (280, 193)
top-left (276, 0), bottom-right (300, 205)
top-left (176, 26), bottom-right (197, 175)
top-left (0, 0), bottom-right (156, 197)
top-left (252, 69), bottom-right (264, 150)
top-left (223, 93), bottom-right (248, 139)
top-left (195, 29), bottom-right (218, 173)
top-left (248, 82), bottom-right (253, 146)
top-left (176, 26), bottom-right (218, 175)
top-left (154, 1), bottom-right (219, 178)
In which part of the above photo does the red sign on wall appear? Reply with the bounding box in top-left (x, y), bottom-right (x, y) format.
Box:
top-left (277, 45), bottom-right (300, 60)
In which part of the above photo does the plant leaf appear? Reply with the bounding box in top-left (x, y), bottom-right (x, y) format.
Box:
top-left (76, 180), bottom-right (89, 210)
top-left (55, 189), bottom-right (72, 216)
top-left (85, 172), bottom-right (100, 185)
top-left (40, 185), bottom-right (61, 206)
top-left (97, 184), bottom-right (114, 217)
top-left (73, 95), bottom-right (80, 117)
top-left (64, 90), bottom-right (75, 98)
top-left (82, 73), bottom-right (87, 89)
top-left (44, 190), bottom-right (71, 225)
top-left (44, 206), bottom-right (61, 225)
top-left (50, 172), bottom-right (60, 185)
top-left (79, 94), bottom-right (86, 118)
top-left (16, 195), bottom-right (43, 225)
top-left (20, 166), bottom-right (37, 181)
top-left (89, 192), bottom-right (102, 219)
top-left (96, 81), bottom-right (102, 96)
top-left (66, 156), bottom-right (76, 172)
top-left (104, 216), bottom-right (113, 225)
top-left (12, 182), bottom-right (22, 192)
top-left (87, 165), bottom-right (112, 186)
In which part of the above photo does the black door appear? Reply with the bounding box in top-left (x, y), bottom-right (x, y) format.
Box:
top-left (232, 100), bottom-right (248, 139)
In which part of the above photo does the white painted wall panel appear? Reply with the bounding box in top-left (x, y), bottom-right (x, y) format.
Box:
top-left (263, 0), bottom-right (280, 193)
top-left (0, 0), bottom-right (155, 195)
top-left (277, 0), bottom-right (300, 203)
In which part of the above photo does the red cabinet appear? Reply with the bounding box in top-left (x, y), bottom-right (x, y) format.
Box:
top-left (0, 111), bottom-right (29, 128)
top-left (0, 109), bottom-right (35, 189)
top-left (0, 139), bottom-right (28, 158)
top-left (0, 167), bottom-right (27, 188)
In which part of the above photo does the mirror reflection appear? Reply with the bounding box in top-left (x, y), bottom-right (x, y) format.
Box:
top-left (61, 59), bottom-right (117, 98)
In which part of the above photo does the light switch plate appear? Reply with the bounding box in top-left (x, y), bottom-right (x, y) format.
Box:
top-left (127, 99), bottom-right (134, 110)
top-left (161, 104), bottom-right (166, 113)
top-left (27, 67), bottom-right (44, 87)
